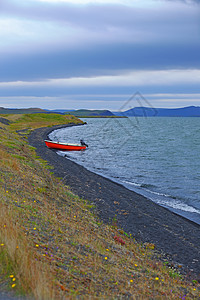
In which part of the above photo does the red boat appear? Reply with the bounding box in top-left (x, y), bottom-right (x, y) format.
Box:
top-left (44, 140), bottom-right (87, 151)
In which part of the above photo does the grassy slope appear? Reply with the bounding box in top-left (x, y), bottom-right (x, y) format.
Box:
top-left (7, 113), bottom-right (82, 131)
top-left (0, 114), bottom-right (199, 299)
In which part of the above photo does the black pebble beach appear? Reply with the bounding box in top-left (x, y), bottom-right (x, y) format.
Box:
top-left (28, 124), bottom-right (200, 276)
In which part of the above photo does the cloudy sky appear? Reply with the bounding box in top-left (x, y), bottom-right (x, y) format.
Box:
top-left (0, 0), bottom-right (200, 110)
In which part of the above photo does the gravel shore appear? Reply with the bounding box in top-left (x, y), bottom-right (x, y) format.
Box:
top-left (28, 124), bottom-right (200, 276)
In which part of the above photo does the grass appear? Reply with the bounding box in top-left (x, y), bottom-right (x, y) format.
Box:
top-left (0, 113), bottom-right (199, 299)
top-left (6, 113), bottom-right (83, 131)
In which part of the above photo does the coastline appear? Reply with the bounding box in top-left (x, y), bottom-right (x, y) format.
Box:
top-left (28, 123), bottom-right (200, 276)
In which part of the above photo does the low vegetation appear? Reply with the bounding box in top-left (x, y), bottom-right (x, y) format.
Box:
top-left (0, 114), bottom-right (199, 299)
top-left (7, 113), bottom-right (83, 131)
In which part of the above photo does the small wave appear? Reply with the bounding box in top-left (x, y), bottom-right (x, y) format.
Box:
top-left (141, 183), bottom-right (157, 189)
top-left (192, 190), bottom-right (200, 195)
top-left (148, 190), bottom-right (171, 198)
top-left (122, 180), bottom-right (141, 187)
top-left (123, 181), bottom-right (171, 198)
top-left (155, 199), bottom-right (200, 214)
top-left (57, 151), bottom-right (66, 157)
top-left (170, 186), bottom-right (181, 190)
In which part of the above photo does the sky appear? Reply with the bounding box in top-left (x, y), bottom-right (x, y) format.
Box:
top-left (0, 0), bottom-right (200, 110)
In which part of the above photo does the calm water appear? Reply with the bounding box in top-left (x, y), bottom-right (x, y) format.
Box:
top-left (49, 117), bottom-right (200, 225)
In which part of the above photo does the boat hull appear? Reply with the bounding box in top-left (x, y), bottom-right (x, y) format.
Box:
top-left (45, 140), bottom-right (86, 151)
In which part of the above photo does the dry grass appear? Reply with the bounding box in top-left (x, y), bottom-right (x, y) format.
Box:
top-left (0, 204), bottom-right (55, 299)
top-left (0, 114), bottom-right (199, 299)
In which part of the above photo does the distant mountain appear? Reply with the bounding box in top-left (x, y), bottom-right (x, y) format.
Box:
top-left (46, 109), bottom-right (75, 114)
top-left (0, 107), bottom-right (46, 114)
top-left (113, 106), bottom-right (200, 117)
top-left (68, 109), bottom-right (115, 117)
top-left (2, 106), bottom-right (199, 117)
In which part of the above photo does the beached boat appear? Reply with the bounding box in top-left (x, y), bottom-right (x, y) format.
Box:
top-left (44, 140), bottom-right (87, 151)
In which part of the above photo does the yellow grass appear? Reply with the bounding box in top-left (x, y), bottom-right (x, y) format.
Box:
top-left (0, 114), bottom-right (199, 299)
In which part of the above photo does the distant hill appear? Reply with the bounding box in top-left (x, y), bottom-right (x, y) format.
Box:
top-left (2, 106), bottom-right (199, 117)
top-left (0, 107), bottom-right (46, 114)
top-left (68, 109), bottom-right (115, 117)
top-left (47, 109), bottom-right (75, 114)
top-left (113, 106), bottom-right (200, 117)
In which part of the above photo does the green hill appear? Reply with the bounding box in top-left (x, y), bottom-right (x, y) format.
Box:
top-left (69, 109), bottom-right (115, 117)
top-left (0, 107), bottom-right (46, 114)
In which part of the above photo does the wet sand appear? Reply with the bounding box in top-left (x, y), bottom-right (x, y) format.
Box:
top-left (28, 124), bottom-right (200, 276)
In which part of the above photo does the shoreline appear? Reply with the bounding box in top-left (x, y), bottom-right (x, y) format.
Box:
top-left (28, 123), bottom-right (200, 276)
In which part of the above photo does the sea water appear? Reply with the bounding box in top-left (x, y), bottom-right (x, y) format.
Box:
top-left (49, 117), bottom-right (200, 225)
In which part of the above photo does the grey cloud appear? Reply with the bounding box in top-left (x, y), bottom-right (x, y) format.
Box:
top-left (164, 0), bottom-right (200, 3)
top-left (0, 82), bottom-right (200, 99)
top-left (0, 0), bottom-right (199, 33)
top-left (0, 0), bottom-right (199, 84)
top-left (0, 0), bottom-right (199, 63)
top-left (1, 0), bottom-right (144, 28)
top-left (0, 42), bottom-right (199, 82)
